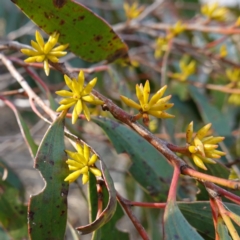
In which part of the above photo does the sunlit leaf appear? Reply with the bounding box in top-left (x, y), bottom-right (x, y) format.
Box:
top-left (12, 0), bottom-right (128, 62)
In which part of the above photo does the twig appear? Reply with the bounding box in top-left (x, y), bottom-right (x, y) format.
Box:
top-left (0, 53), bottom-right (56, 121)
top-left (116, 192), bottom-right (150, 240)
top-left (181, 166), bottom-right (240, 190)
top-left (161, 39), bottom-right (172, 86)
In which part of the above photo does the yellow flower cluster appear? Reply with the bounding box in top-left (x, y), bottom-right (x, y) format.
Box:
top-left (168, 21), bottom-right (186, 39)
top-left (56, 71), bottom-right (103, 124)
top-left (201, 3), bottom-right (228, 21)
top-left (226, 68), bottom-right (240, 105)
top-left (64, 143), bottom-right (102, 184)
top-left (186, 122), bottom-right (225, 170)
top-left (120, 80), bottom-right (174, 125)
top-left (123, 2), bottom-right (144, 20)
top-left (219, 45), bottom-right (228, 58)
top-left (154, 37), bottom-right (169, 59)
top-left (155, 21), bottom-right (185, 59)
top-left (21, 31), bottom-right (68, 76)
top-left (171, 57), bottom-right (196, 81)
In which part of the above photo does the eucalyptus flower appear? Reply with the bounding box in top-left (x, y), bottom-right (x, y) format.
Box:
top-left (171, 57), bottom-right (196, 81)
top-left (201, 3), bottom-right (228, 21)
top-left (226, 68), bottom-right (240, 105)
top-left (64, 143), bottom-right (102, 184)
top-left (168, 21), bottom-right (186, 39)
top-left (123, 2), bottom-right (144, 20)
top-left (21, 31), bottom-right (68, 76)
top-left (120, 80), bottom-right (174, 125)
top-left (56, 71), bottom-right (103, 124)
top-left (154, 37), bottom-right (169, 59)
top-left (186, 122), bottom-right (225, 170)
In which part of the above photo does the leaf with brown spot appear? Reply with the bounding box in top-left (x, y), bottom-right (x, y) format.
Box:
top-left (28, 112), bottom-right (68, 240)
top-left (12, 0), bottom-right (128, 62)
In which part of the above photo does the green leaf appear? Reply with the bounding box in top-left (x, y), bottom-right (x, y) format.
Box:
top-left (179, 201), bottom-right (240, 239)
top-left (12, 0), bottom-right (128, 62)
top-left (92, 117), bottom-right (173, 201)
top-left (188, 85), bottom-right (231, 136)
top-left (77, 160), bottom-right (117, 234)
top-left (217, 217), bottom-right (231, 240)
top-left (164, 200), bottom-right (204, 240)
top-left (15, 112), bottom-right (38, 157)
top-left (0, 160), bottom-right (28, 239)
top-left (28, 113), bottom-right (69, 240)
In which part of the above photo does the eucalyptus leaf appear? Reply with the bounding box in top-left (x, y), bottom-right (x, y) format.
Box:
top-left (28, 113), bottom-right (69, 240)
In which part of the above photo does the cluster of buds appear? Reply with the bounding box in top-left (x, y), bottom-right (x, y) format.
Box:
top-left (170, 57), bottom-right (196, 82)
top-left (123, 2), bottom-right (144, 20)
top-left (201, 2), bottom-right (228, 22)
top-left (226, 68), bottom-right (240, 105)
top-left (186, 122), bottom-right (225, 170)
top-left (155, 21), bottom-right (185, 59)
top-left (120, 80), bottom-right (174, 126)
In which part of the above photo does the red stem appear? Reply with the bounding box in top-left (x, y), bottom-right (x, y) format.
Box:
top-left (116, 192), bottom-right (149, 240)
top-left (204, 182), bottom-right (240, 205)
top-left (167, 143), bottom-right (189, 154)
top-left (129, 201), bottom-right (166, 209)
top-left (167, 165), bottom-right (180, 201)
top-left (209, 198), bottom-right (219, 240)
top-left (96, 182), bottom-right (103, 218)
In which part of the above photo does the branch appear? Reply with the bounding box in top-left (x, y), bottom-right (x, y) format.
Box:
top-left (0, 54), bottom-right (56, 121)
top-left (116, 192), bottom-right (150, 240)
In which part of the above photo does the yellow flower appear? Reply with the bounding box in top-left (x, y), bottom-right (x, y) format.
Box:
top-left (154, 37), bottom-right (169, 59)
top-left (171, 57), bottom-right (196, 81)
top-left (228, 92), bottom-right (240, 105)
top-left (201, 3), bottom-right (228, 21)
top-left (226, 68), bottom-right (240, 105)
top-left (56, 71), bottom-right (103, 124)
top-left (64, 143), bottom-right (102, 184)
top-left (123, 2), bottom-right (144, 20)
top-left (219, 45), bottom-right (228, 58)
top-left (186, 122), bottom-right (225, 170)
top-left (226, 68), bottom-right (240, 82)
top-left (167, 21), bottom-right (186, 39)
top-left (120, 80), bottom-right (174, 125)
top-left (21, 31), bottom-right (68, 76)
